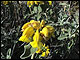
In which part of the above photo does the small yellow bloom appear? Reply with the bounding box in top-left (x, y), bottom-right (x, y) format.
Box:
top-left (19, 35), bottom-right (30, 43)
top-left (43, 44), bottom-right (49, 50)
top-left (43, 44), bottom-right (46, 47)
top-left (2, 1), bottom-right (8, 5)
top-left (29, 5), bottom-right (32, 7)
top-left (45, 46), bottom-right (49, 49)
top-left (40, 27), bottom-right (49, 37)
top-left (40, 20), bottom-right (45, 28)
top-left (41, 44), bottom-right (50, 57)
top-left (36, 48), bottom-right (42, 53)
top-left (27, 1), bottom-right (34, 7)
top-left (46, 49), bottom-right (50, 56)
top-left (39, 1), bottom-right (44, 4)
top-left (30, 1), bottom-right (34, 5)
top-left (41, 52), bottom-right (46, 57)
top-left (34, 1), bottom-right (38, 5)
top-left (27, 1), bottom-right (30, 5)
top-left (48, 1), bottom-right (52, 5)
top-left (34, 1), bottom-right (44, 5)
top-left (27, 1), bottom-right (44, 7)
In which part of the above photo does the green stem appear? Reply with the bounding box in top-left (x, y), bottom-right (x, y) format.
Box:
top-left (31, 53), bottom-right (34, 59)
top-left (29, 7), bottom-right (31, 14)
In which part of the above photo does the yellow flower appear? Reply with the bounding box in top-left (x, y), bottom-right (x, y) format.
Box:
top-left (30, 20), bottom-right (40, 29)
top-left (34, 1), bottom-right (39, 5)
top-left (30, 40), bottom-right (43, 48)
top-left (40, 25), bottom-right (55, 40)
top-left (46, 25), bottom-right (55, 38)
top-left (39, 1), bottom-right (44, 4)
top-left (27, 1), bottom-right (30, 5)
top-left (43, 44), bottom-right (46, 47)
top-left (22, 27), bottom-right (35, 37)
top-left (40, 27), bottom-right (49, 37)
top-left (41, 47), bottom-right (50, 57)
top-left (22, 22), bottom-right (31, 31)
top-left (27, 1), bottom-right (34, 7)
top-left (45, 46), bottom-right (49, 49)
top-left (43, 44), bottom-right (49, 50)
top-left (46, 49), bottom-right (50, 56)
top-left (41, 52), bottom-right (46, 57)
top-left (30, 29), bottom-right (43, 48)
top-left (36, 48), bottom-right (42, 53)
top-left (33, 29), bottom-right (39, 41)
top-left (34, 1), bottom-right (44, 5)
top-left (48, 1), bottom-right (52, 5)
top-left (22, 20), bottom-right (40, 31)
top-left (19, 35), bottom-right (30, 43)
top-left (30, 1), bottom-right (34, 5)
top-left (45, 25), bottom-right (55, 33)
top-left (27, 1), bottom-right (44, 7)
top-left (2, 1), bottom-right (9, 5)
top-left (40, 20), bottom-right (45, 28)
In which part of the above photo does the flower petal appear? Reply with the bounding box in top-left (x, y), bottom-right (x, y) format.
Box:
top-left (22, 22), bottom-right (31, 30)
top-left (19, 35), bottom-right (30, 43)
top-left (40, 27), bottom-right (48, 37)
top-left (22, 27), bottom-right (35, 37)
top-left (41, 52), bottom-right (46, 57)
top-left (33, 29), bottom-right (40, 41)
top-left (40, 20), bottom-right (45, 28)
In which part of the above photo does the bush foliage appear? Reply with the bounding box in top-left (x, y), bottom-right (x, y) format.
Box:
top-left (1, 1), bottom-right (79, 59)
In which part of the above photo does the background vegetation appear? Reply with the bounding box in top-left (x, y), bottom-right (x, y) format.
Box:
top-left (1, 1), bottom-right (79, 59)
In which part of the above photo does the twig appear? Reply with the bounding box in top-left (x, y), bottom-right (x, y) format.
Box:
top-left (31, 53), bottom-right (35, 59)
top-left (50, 44), bottom-right (63, 48)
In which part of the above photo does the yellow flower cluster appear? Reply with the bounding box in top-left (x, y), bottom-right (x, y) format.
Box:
top-left (1, 1), bottom-right (11, 5)
top-left (36, 44), bottom-right (50, 57)
top-left (19, 20), bottom-right (55, 57)
top-left (27, 1), bottom-right (44, 7)
top-left (2, 1), bottom-right (9, 5)
top-left (27, 1), bottom-right (52, 7)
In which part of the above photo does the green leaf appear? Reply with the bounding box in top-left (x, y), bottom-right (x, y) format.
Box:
top-left (59, 3), bottom-right (67, 5)
top-left (20, 43), bottom-right (32, 59)
top-left (38, 5), bottom-right (42, 13)
top-left (63, 14), bottom-right (68, 18)
top-left (6, 55), bottom-right (11, 59)
top-left (24, 14), bottom-right (27, 19)
top-left (31, 11), bottom-right (35, 14)
top-left (30, 47), bottom-right (37, 54)
top-left (39, 54), bottom-right (42, 59)
top-left (33, 7), bottom-right (37, 13)
top-left (1, 52), bottom-right (5, 59)
top-left (67, 40), bottom-right (74, 49)
top-left (7, 48), bottom-right (11, 56)
top-left (68, 28), bottom-right (71, 38)
top-left (58, 35), bottom-right (67, 40)
top-left (20, 43), bottom-right (37, 59)
top-left (6, 48), bottom-right (11, 59)
top-left (37, 14), bottom-right (41, 20)
top-left (50, 9), bottom-right (53, 15)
